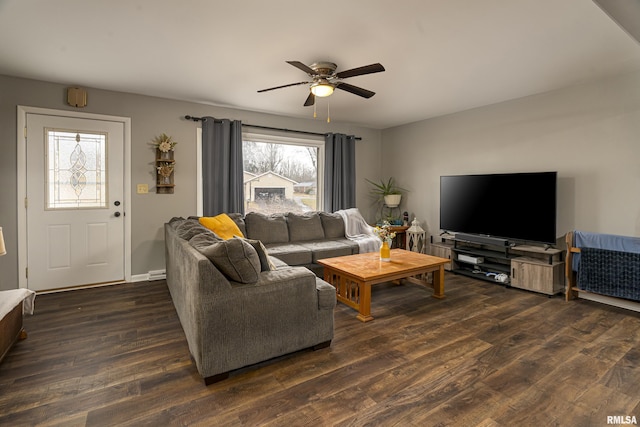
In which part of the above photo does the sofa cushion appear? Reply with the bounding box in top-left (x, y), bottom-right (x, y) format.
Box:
top-left (268, 256), bottom-right (289, 269)
top-left (189, 231), bottom-right (223, 249)
top-left (168, 216), bottom-right (185, 224)
top-left (287, 212), bottom-right (325, 241)
top-left (264, 243), bottom-right (313, 266)
top-left (174, 219), bottom-right (214, 240)
top-left (236, 237), bottom-right (277, 271)
top-left (244, 212), bottom-right (289, 244)
top-left (335, 238), bottom-right (360, 254)
top-left (227, 213), bottom-right (247, 236)
top-left (199, 214), bottom-right (244, 240)
top-left (299, 240), bottom-right (354, 263)
top-left (319, 212), bottom-right (345, 238)
top-left (196, 239), bottom-right (261, 284)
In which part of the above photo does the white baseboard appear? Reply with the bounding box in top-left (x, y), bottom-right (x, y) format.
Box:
top-left (131, 270), bottom-right (166, 282)
top-left (578, 291), bottom-right (640, 313)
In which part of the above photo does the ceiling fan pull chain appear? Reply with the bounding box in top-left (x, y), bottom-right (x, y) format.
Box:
top-left (313, 101), bottom-right (317, 118)
top-left (327, 101), bottom-right (330, 123)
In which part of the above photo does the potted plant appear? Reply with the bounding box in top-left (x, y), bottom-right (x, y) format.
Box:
top-left (366, 177), bottom-right (407, 208)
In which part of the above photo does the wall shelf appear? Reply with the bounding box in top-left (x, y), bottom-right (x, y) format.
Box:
top-left (155, 149), bottom-right (175, 194)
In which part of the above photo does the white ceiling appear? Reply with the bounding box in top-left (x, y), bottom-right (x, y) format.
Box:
top-left (1, 0), bottom-right (639, 129)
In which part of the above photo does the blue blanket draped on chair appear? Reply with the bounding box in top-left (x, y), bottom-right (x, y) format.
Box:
top-left (572, 230), bottom-right (640, 271)
top-left (577, 247), bottom-right (640, 301)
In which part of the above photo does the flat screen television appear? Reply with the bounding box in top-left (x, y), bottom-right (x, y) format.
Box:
top-left (440, 171), bottom-right (557, 244)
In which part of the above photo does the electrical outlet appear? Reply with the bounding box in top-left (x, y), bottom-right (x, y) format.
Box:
top-left (137, 184), bottom-right (149, 194)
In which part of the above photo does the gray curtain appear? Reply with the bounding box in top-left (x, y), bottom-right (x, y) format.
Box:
top-left (202, 117), bottom-right (244, 215)
top-left (324, 133), bottom-right (356, 212)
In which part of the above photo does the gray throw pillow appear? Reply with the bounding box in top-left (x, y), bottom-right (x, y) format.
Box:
top-left (237, 237), bottom-right (277, 271)
top-left (197, 239), bottom-right (261, 283)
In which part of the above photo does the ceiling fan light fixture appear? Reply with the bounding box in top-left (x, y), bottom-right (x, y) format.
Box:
top-left (310, 81), bottom-right (334, 97)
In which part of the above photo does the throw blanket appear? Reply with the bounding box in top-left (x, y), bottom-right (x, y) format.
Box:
top-left (0, 289), bottom-right (36, 320)
top-left (336, 208), bottom-right (381, 253)
top-left (577, 247), bottom-right (640, 301)
top-left (572, 230), bottom-right (640, 271)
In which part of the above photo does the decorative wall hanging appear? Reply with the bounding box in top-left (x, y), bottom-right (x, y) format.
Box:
top-left (153, 133), bottom-right (177, 194)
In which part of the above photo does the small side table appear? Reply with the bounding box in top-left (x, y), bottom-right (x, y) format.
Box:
top-left (389, 225), bottom-right (409, 249)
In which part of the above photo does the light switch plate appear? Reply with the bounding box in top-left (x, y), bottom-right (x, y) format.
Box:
top-left (137, 184), bottom-right (149, 194)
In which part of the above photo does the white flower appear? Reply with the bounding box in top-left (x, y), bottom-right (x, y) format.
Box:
top-left (373, 221), bottom-right (396, 242)
top-left (158, 140), bottom-right (173, 152)
top-left (152, 133), bottom-right (177, 152)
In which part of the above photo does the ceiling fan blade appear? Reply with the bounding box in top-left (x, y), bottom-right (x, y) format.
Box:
top-left (335, 83), bottom-right (376, 99)
top-left (335, 63), bottom-right (385, 79)
top-left (286, 61), bottom-right (319, 76)
top-left (303, 92), bottom-right (315, 107)
top-left (257, 81), bottom-right (309, 93)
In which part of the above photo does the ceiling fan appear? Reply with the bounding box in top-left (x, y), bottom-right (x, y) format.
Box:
top-left (257, 61), bottom-right (385, 107)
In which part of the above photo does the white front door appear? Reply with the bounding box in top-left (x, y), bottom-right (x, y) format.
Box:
top-left (25, 113), bottom-right (126, 291)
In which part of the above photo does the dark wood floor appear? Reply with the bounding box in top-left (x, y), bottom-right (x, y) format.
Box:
top-left (2, 274), bottom-right (640, 426)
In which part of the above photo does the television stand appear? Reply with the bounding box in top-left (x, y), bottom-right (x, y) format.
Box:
top-left (430, 234), bottom-right (565, 295)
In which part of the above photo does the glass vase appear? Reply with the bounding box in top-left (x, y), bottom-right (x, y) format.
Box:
top-left (380, 240), bottom-right (391, 262)
top-left (157, 148), bottom-right (174, 160)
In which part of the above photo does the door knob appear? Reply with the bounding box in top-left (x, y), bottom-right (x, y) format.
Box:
top-left (114, 201), bottom-right (121, 206)
top-left (114, 212), bottom-right (121, 217)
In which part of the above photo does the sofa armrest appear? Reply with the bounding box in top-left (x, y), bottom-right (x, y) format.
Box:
top-left (315, 277), bottom-right (336, 310)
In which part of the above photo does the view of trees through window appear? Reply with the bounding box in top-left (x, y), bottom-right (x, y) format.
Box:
top-left (242, 137), bottom-right (321, 214)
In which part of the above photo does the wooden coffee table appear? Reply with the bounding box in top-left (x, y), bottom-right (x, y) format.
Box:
top-left (318, 249), bottom-right (451, 322)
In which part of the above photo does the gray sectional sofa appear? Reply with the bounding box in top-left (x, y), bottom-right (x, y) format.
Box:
top-left (241, 211), bottom-right (360, 275)
top-left (164, 211), bottom-right (358, 384)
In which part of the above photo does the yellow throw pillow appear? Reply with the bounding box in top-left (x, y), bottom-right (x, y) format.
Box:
top-left (199, 214), bottom-right (244, 240)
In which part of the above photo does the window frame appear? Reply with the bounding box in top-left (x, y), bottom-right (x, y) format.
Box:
top-left (196, 129), bottom-right (325, 216)
top-left (242, 132), bottom-right (325, 214)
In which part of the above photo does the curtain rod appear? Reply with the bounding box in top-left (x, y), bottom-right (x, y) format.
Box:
top-left (184, 115), bottom-right (361, 140)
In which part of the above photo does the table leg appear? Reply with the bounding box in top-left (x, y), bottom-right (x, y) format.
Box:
top-left (432, 266), bottom-right (446, 299)
top-left (356, 281), bottom-right (374, 322)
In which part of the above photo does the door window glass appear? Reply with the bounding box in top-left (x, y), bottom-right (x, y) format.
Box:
top-left (45, 129), bottom-right (107, 209)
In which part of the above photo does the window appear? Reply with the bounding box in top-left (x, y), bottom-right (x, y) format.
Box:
top-left (45, 128), bottom-right (107, 210)
top-left (242, 133), bottom-right (324, 214)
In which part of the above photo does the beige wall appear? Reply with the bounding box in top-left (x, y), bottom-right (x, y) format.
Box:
top-left (5, 70), bottom-right (636, 291)
top-left (0, 74), bottom-right (382, 290)
top-left (382, 71), bottom-right (640, 243)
